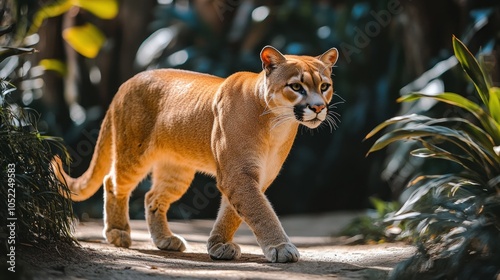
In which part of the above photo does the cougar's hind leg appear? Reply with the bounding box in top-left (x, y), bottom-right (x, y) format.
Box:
top-left (207, 177), bottom-right (276, 260)
top-left (146, 162), bottom-right (195, 251)
top-left (103, 157), bottom-right (150, 248)
top-left (207, 197), bottom-right (243, 260)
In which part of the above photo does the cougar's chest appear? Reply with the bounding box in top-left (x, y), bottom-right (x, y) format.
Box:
top-left (260, 123), bottom-right (299, 188)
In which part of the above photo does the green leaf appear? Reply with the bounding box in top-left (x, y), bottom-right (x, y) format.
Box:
top-left (411, 148), bottom-right (436, 158)
top-left (364, 114), bottom-right (432, 140)
top-left (368, 125), bottom-right (499, 173)
top-left (368, 125), bottom-right (468, 155)
top-left (0, 47), bottom-right (37, 64)
top-left (488, 87), bottom-right (500, 124)
top-left (386, 212), bottom-right (422, 222)
top-left (422, 117), bottom-right (496, 151)
top-left (417, 142), bottom-right (489, 180)
top-left (369, 197), bottom-right (398, 217)
top-left (367, 114), bottom-right (496, 152)
top-left (399, 92), bottom-right (500, 143)
top-left (398, 92), bottom-right (481, 112)
top-left (396, 176), bottom-right (437, 214)
top-left (396, 175), bottom-right (476, 216)
top-left (452, 35), bottom-right (490, 106)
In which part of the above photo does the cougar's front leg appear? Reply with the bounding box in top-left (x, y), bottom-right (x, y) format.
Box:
top-left (214, 165), bottom-right (300, 263)
top-left (211, 104), bottom-right (299, 262)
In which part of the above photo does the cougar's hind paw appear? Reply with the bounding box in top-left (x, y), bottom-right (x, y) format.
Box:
top-left (106, 229), bottom-right (132, 248)
top-left (154, 235), bottom-right (187, 252)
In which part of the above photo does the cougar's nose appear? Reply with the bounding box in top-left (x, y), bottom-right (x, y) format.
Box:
top-left (308, 104), bottom-right (326, 114)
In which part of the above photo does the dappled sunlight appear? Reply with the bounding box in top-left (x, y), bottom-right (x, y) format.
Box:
top-left (67, 213), bottom-right (413, 279)
top-left (3, 0), bottom-right (499, 278)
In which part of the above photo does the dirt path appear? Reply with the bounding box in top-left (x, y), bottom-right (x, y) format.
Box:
top-left (19, 212), bottom-right (414, 279)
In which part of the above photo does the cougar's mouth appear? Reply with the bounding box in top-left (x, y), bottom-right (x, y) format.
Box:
top-left (293, 105), bottom-right (327, 128)
top-left (301, 117), bottom-right (324, 128)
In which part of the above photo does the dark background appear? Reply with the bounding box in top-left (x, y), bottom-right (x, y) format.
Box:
top-left (3, 0), bottom-right (499, 220)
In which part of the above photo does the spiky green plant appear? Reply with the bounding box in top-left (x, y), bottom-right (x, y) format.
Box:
top-left (366, 36), bottom-right (500, 279)
top-left (0, 2), bottom-right (75, 248)
top-left (1, 94), bottom-right (74, 244)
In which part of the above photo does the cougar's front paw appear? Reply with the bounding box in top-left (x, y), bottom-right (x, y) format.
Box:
top-left (264, 242), bottom-right (300, 263)
top-left (105, 229), bottom-right (132, 248)
top-left (207, 235), bottom-right (241, 260)
top-left (154, 235), bottom-right (187, 252)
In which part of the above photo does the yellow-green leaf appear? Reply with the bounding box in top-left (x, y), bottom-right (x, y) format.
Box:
top-left (398, 92), bottom-right (500, 143)
top-left (72, 0), bottom-right (119, 19)
top-left (364, 114), bottom-right (432, 140)
top-left (452, 35), bottom-right (490, 106)
top-left (62, 23), bottom-right (105, 58)
top-left (39, 59), bottom-right (67, 76)
top-left (29, 0), bottom-right (73, 34)
top-left (489, 87), bottom-right (500, 125)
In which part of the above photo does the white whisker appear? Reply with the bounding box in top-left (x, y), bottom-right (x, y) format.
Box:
top-left (330, 111), bottom-right (341, 117)
top-left (261, 106), bottom-right (293, 116)
top-left (333, 93), bottom-right (346, 102)
top-left (260, 102), bottom-right (297, 131)
top-left (324, 103), bottom-right (342, 132)
top-left (325, 116), bottom-right (336, 133)
top-left (330, 115), bottom-right (340, 128)
top-left (330, 113), bottom-right (341, 123)
top-left (270, 113), bottom-right (295, 130)
top-left (329, 101), bottom-right (344, 107)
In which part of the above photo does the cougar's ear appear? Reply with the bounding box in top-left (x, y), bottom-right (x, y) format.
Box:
top-left (260, 45), bottom-right (286, 75)
top-left (317, 47), bottom-right (339, 69)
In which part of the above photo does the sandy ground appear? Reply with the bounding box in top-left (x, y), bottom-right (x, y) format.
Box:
top-left (18, 212), bottom-right (414, 279)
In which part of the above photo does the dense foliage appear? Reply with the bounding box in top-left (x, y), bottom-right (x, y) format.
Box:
top-left (366, 36), bottom-right (500, 279)
top-left (0, 96), bottom-right (74, 245)
top-left (0, 0), bottom-right (75, 247)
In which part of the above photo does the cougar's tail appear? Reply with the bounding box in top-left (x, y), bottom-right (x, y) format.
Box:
top-left (51, 115), bottom-right (113, 202)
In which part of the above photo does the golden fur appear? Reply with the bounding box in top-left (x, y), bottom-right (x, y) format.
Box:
top-left (52, 46), bottom-right (339, 263)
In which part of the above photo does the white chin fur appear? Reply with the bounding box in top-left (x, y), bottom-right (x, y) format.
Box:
top-left (302, 119), bottom-right (323, 129)
top-left (301, 109), bottom-right (326, 128)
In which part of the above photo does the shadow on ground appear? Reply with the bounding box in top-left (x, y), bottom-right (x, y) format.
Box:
top-left (18, 212), bottom-right (414, 279)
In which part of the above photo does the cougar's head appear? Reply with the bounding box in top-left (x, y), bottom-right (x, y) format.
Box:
top-left (260, 46), bottom-right (339, 129)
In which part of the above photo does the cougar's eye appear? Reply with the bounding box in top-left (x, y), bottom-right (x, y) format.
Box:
top-left (320, 83), bottom-right (331, 92)
top-left (289, 83), bottom-right (302, 92)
